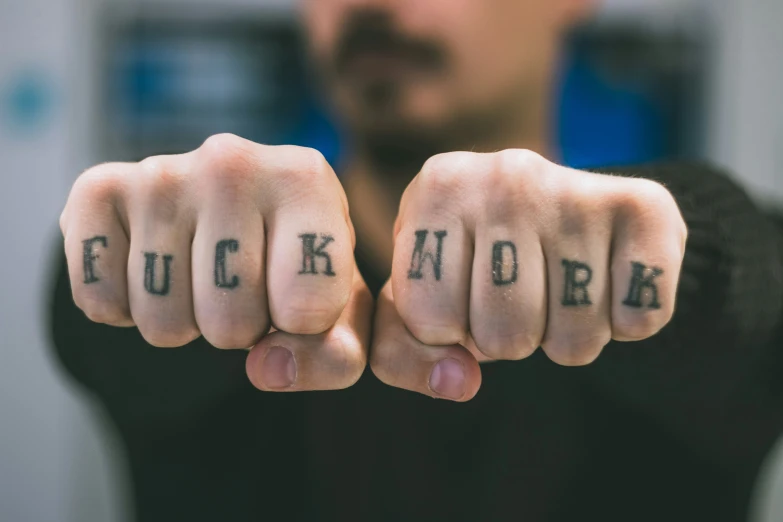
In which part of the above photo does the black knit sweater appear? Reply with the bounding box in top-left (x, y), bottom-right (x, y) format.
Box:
top-left (49, 163), bottom-right (783, 522)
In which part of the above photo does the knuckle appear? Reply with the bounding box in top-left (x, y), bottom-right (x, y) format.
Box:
top-left (137, 322), bottom-right (200, 349)
top-left (542, 330), bottom-right (610, 366)
top-left (494, 148), bottom-right (545, 179)
top-left (74, 293), bottom-right (130, 326)
top-left (265, 145), bottom-right (332, 185)
top-left (472, 330), bottom-right (539, 361)
top-left (274, 296), bottom-right (343, 335)
top-left (404, 319), bottom-right (465, 347)
top-left (484, 149), bottom-right (553, 220)
top-left (138, 156), bottom-right (185, 194)
top-left (297, 146), bottom-right (330, 174)
top-left (418, 152), bottom-right (475, 195)
top-left (199, 154), bottom-right (253, 187)
top-left (556, 182), bottom-right (606, 236)
top-left (201, 321), bottom-right (267, 350)
top-left (286, 146), bottom-right (333, 185)
top-left (199, 133), bottom-right (251, 169)
top-left (613, 311), bottom-right (671, 341)
top-left (137, 157), bottom-right (187, 222)
top-left (72, 163), bottom-right (124, 202)
top-left (197, 134), bottom-right (261, 194)
top-left (64, 163), bottom-right (132, 237)
top-left (615, 178), bottom-right (675, 219)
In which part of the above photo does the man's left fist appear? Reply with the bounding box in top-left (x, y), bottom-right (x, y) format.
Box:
top-left (370, 150), bottom-right (687, 401)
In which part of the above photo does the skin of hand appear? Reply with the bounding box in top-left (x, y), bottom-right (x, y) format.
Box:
top-left (60, 133), bottom-right (373, 392)
top-left (370, 149), bottom-right (688, 402)
top-left (61, 136), bottom-right (686, 402)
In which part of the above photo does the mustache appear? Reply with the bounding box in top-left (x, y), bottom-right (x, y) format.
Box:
top-left (333, 10), bottom-right (447, 75)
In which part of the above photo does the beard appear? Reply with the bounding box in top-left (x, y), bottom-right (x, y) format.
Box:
top-left (348, 84), bottom-right (519, 184)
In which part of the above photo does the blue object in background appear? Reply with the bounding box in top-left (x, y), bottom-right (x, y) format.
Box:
top-left (110, 22), bottom-right (682, 170)
top-left (2, 70), bottom-right (54, 135)
top-left (556, 52), bottom-right (667, 169)
top-left (292, 50), bottom-right (675, 170)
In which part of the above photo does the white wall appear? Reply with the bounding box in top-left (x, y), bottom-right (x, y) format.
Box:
top-left (0, 1), bottom-right (130, 521)
top-left (708, 0), bottom-right (783, 204)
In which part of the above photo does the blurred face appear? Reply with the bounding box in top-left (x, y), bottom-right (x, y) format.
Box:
top-left (303, 0), bottom-right (592, 143)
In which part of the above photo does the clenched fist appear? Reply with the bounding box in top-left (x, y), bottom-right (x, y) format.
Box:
top-left (60, 134), bottom-right (372, 392)
top-left (371, 150), bottom-right (687, 401)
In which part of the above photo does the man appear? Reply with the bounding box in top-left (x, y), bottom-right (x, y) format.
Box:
top-left (52, 0), bottom-right (783, 521)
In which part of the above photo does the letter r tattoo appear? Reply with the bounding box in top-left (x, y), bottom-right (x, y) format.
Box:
top-left (561, 259), bottom-right (593, 306)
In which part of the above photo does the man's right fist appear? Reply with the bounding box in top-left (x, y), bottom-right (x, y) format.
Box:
top-left (60, 134), bottom-right (372, 392)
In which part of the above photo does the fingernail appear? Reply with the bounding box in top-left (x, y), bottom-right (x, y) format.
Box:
top-left (429, 358), bottom-right (466, 400)
top-left (261, 346), bottom-right (296, 389)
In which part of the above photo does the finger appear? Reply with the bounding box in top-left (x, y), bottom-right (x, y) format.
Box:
top-left (391, 153), bottom-right (482, 346)
top-left (540, 173), bottom-right (613, 366)
top-left (61, 163), bottom-right (134, 327)
top-left (468, 163), bottom-right (547, 360)
top-left (263, 145), bottom-right (355, 335)
top-left (371, 281), bottom-right (482, 401)
top-left (470, 228), bottom-right (547, 361)
top-left (126, 155), bottom-right (200, 348)
top-left (191, 148), bottom-right (270, 349)
top-left (246, 268), bottom-right (372, 392)
top-left (610, 178), bottom-right (686, 341)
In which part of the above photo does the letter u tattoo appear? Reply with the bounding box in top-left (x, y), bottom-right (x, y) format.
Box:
top-left (144, 253), bottom-right (173, 296)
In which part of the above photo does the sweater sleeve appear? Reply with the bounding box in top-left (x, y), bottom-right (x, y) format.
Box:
top-left (586, 162), bottom-right (783, 468)
top-left (47, 240), bottom-right (253, 433)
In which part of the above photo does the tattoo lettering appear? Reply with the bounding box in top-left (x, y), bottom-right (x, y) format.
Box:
top-left (82, 236), bottom-right (108, 284)
top-left (561, 259), bottom-right (593, 306)
top-left (144, 252), bottom-right (173, 296)
top-left (215, 239), bottom-right (240, 289)
top-left (408, 230), bottom-right (447, 281)
top-left (622, 262), bottom-right (663, 309)
top-left (299, 234), bottom-right (336, 276)
top-left (492, 241), bottom-right (518, 286)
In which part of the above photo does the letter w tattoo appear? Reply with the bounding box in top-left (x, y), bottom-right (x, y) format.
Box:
top-left (408, 230), bottom-right (448, 281)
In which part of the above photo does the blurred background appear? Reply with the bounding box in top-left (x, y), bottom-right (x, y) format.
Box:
top-left (1, 0), bottom-right (782, 520)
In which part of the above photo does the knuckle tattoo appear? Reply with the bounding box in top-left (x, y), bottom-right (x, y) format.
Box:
top-left (78, 230), bottom-right (340, 316)
top-left (404, 228), bottom-right (667, 314)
